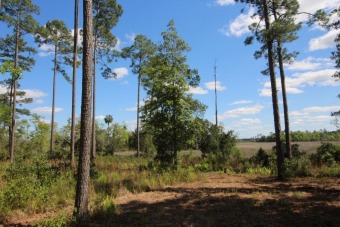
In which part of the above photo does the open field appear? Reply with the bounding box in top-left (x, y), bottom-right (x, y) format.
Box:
top-left (237, 141), bottom-right (340, 158)
top-left (115, 141), bottom-right (340, 158)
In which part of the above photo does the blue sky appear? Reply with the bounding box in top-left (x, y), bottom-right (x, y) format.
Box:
top-left (1, 0), bottom-right (340, 138)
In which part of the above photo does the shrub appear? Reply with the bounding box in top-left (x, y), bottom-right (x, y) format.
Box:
top-left (311, 143), bottom-right (340, 166)
top-left (284, 155), bottom-right (312, 178)
top-left (1, 153), bottom-right (59, 213)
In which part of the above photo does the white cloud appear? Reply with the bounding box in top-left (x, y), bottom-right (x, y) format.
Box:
top-left (236, 118), bottom-right (261, 125)
top-left (230, 100), bottom-right (252, 105)
top-left (222, 0), bottom-right (339, 38)
top-left (126, 107), bottom-right (137, 111)
top-left (0, 85), bottom-right (47, 102)
top-left (219, 7), bottom-right (259, 37)
top-left (290, 105), bottom-right (340, 130)
top-left (95, 115), bottom-right (105, 120)
top-left (124, 119), bottom-right (137, 131)
top-left (219, 104), bottom-right (264, 119)
top-left (112, 67), bottom-right (129, 79)
top-left (215, 0), bottom-right (235, 6)
top-left (303, 106), bottom-right (340, 114)
top-left (22, 89), bottom-right (48, 99)
top-left (187, 86), bottom-right (208, 95)
top-left (31, 107), bottom-right (63, 114)
top-left (297, 0), bottom-right (340, 21)
top-left (70, 28), bottom-right (83, 45)
top-left (205, 81), bottom-right (226, 91)
top-left (114, 37), bottom-right (122, 51)
top-left (260, 69), bottom-right (338, 96)
top-left (34, 99), bottom-right (45, 104)
top-left (125, 33), bottom-right (136, 43)
top-left (285, 57), bottom-right (333, 71)
top-left (38, 43), bottom-right (55, 57)
top-left (308, 30), bottom-right (338, 51)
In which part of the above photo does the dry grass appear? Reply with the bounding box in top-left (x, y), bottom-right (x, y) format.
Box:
top-left (237, 141), bottom-right (340, 158)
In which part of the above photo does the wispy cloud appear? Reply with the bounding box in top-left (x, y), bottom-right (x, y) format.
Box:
top-left (308, 30), bottom-right (338, 51)
top-left (285, 57), bottom-right (333, 71)
top-left (290, 105), bottom-right (340, 130)
top-left (187, 86), bottom-right (208, 95)
top-left (31, 107), bottom-right (63, 114)
top-left (215, 0), bottom-right (235, 6)
top-left (111, 67), bottom-right (129, 79)
top-left (219, 104), bottom-right (264, 119)
top-left (230, 100), bottom-right (253, 105)
top-left (95, 115), bottom-right (106, 120)
top-left (38, 43), bottom-right (55, 57)
top-left (219, 7), bottom-right (259, 37)
top-left (259, 69), bottom-right (338, 97)
top-left (205, 81), bottom-right (226, 91)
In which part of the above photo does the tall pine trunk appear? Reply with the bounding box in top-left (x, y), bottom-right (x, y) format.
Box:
top-left (277, 43), bottom-right (291, 158)
top-left (70, 0), bottom-right (79, 168)
top-left (263, 0), bottom-right (284, 180)
top-left (50, 45), bottom-right (58, 155)
top-left (136, 73), bottom-right (141, 157)
top-left (272, 6), bottom-right (292, 158)
top-left (74, 0), bottom-right (93, 222)
top-left (91, 40), bottom-right (97, 164)
top-left (9, 14), bottom-right (20, 162)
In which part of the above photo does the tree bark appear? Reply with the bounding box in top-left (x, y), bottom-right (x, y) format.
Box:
top-left (91, 39), bottom-right (97, 163)
top-left (136, 73), bottom-right (141, 157)
top-left (263, 0), bottom-right (284, 180)
top-left (272, 5), bottom-right (292, 159)
top-left (50, 44), bottom-right (58, 155)
top-left (70, 0), bottom-right (79, 168)
top-left (74, 0), bottom-right (93, 222)
top-left (277, 43), bottom-right (291, 158)
top-left (9, 13), bottom-right (20, 162)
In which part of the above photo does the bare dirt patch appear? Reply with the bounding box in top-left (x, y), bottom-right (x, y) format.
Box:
top-left (3, 173), bottom-right (340, 226)
top-left (100, 173), bottom-right (340, 226)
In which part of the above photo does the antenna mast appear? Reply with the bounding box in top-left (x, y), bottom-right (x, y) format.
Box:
top-left (214, 59), bottom-right (218, 127)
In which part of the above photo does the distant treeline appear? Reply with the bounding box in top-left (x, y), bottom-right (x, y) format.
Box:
top-left (251, 130), bottom-right (340, 142)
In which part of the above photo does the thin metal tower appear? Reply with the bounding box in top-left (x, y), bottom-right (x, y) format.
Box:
top-left (214, 59), bottom-right (218, 127)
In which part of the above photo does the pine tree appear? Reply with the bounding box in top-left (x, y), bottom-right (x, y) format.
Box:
top-left (91, 0), bottom-right (123, 163)
top-left (74, 0), bottom-right (93, 222)
top-left (35, 20), bottom-right (73, 155)
top-left (0, 0), bottom-right (39, 161)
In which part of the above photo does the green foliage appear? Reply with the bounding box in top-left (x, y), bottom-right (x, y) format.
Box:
top-left (254, 130), bottom-right (340, 142)
top-left (284, 155), bottom-right (312, 178)
top-left (35, 20), bottom-right (74, 82)
top-left (311, 142), bottom-right (340, 166)
top-left (196, 120), bottom-right (237, 156)
top-left (1, 153), bottom-right (58, 213)
top-left (96, 122), bottom-right (131, 154)
top-left (93, 0), bottom-right (123, 78)
top-left (142, 20), bottom-right (206, 166)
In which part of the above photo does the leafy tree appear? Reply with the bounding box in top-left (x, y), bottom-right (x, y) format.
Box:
top-left (121, 34), bottom-right (157, 157)
top-left (74, 0), bottom-right (93, 222)
top-left (35, 20), bottom-right (73, 155)
top-left (91, 0), bottom-right (123, 162)
top-left (142, 20), bottom-right (206, 166)
top-left (25, 114), bottom-right (50, 154)
top-left (0, 0), bottom-right (39, 161)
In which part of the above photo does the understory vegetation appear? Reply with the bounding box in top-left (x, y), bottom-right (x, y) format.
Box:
top-left (0, 140), bottom-right (339, 225)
